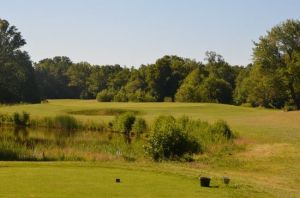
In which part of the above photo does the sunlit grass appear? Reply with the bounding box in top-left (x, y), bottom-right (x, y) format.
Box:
top-left (0, 99), bottom-right (299, 197)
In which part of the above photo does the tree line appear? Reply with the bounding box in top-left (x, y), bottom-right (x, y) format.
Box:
top-left (1, 18), bottom-right (300, 110)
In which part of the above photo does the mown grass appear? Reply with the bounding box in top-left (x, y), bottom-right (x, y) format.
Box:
top-left (0, 161), bottom-right (274, 198)
top-left (0, 99), bottom-right (299, 197)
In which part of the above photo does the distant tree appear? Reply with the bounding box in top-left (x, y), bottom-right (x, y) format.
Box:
top-left (88, 65), bottom-right (123, 97)
top-left (108, 67), bottom-right (131, 90)
top-left (205, 51), bottom-right (238, 89)
top-left (67, 62), bottom-right (92, 99)
top-left (199, 77), bottom-right (233, 104)
top-left (34, 56), bottom-right (73, 99)
top-left (0, 18), bottom-right (40, 103)
top-left (145, 56), bottom-right (198, 101)
top-left (175, 68), bottom-right (206, 102)
top-left (233, 64), bottom-right (252, 105)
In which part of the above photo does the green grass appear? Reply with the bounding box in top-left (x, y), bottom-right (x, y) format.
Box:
top-left (0, 162), bottom-right (273, 198)
top-left (0, 99), bottom-right (300, 197)
top-left (1, 99), bottom-right (299, 143)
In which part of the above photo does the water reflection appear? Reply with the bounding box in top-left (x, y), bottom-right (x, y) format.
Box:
top-left (0, 126), bottom-right (144, 161)
top-left (13, 126), bottom-right (29, 140)
top-left (0, 127), bottom-right (137, 147)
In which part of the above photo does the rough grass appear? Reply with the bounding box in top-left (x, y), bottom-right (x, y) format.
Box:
top-left (0, 99), bottom-right (300, 197)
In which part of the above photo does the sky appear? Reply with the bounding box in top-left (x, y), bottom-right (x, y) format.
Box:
top-left (1, 0), bottom-right (300, 67)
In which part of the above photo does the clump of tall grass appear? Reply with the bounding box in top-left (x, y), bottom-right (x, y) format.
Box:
top-left (178, 117), bottom-right (235, 150)
top-left (112, 112), bottom-right (136, 134)
top-left (132, 117), bottom-right (147, 136)
top-left (0, 112), bottom-right (30, 126)
top-left (0, 137), bottom-right (36, 160)
top-left (111, 112), bottom-right (147, 136)
top-left (0, 113), bottom-right (13, 125)
top-left (31, 115), bottom-right (80, 131)
top-left (1, 112), bottom-right (108, 132)
top-left (13, 111), bottom-right (30, 126)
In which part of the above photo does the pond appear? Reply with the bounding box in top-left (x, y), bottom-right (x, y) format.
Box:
top-left (0, 127), bottom-right (145, 161)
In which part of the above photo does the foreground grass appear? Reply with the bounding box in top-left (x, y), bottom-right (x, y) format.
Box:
top-left (0, 161), bottom-right (273, 198)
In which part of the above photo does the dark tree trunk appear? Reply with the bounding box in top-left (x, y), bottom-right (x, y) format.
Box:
top-left (289, 82), bottom-right (300, 109)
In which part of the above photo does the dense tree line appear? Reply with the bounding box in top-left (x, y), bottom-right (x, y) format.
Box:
top-left (1, 18), bottom-right (300, 110)
top-left (34, 53), bottom-right (240, 103)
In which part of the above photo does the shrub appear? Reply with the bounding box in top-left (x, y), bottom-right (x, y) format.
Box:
top-left (127, 90), bottom-right (158, 102)
top-left (113, 112), bottom-right (136, 134)
top-left (131, 117), bottom-right (147, 135)
top-left (146, 116), bottom-right (201, 161)
top-left (96, 89), bottom-right (115, 102)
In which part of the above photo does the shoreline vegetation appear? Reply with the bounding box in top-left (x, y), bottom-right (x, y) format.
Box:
top-left (0, 109), bottom-right (235, 162)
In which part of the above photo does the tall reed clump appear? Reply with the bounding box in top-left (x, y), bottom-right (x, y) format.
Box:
top-left (32, 115), bottom-right (80, 131)
top-left (0, 112), bottom-right (30, 126)
top-left (0, 137), bottom-right (36, 160)
top-left (0, 113), bottom-right (13, 125)
top-left (112, 112), bottom-right (147, 135)
top-left (13, 111), bottom-right (30, 126)
top-left (178, 117), bottom-right (235, 150)
top-left (1, 112), bottom-right (106, 132)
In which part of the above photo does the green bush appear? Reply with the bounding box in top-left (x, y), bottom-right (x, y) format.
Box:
top-left (146, 116), bottom-right (201, 161)
top-left (96, 89), bottom-right (115, 102)
top-left (131, 117), bottom-right (147, 135)
top-left (113, 112), bottom-right (136, 134)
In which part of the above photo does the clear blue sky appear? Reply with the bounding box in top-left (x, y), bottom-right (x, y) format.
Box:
top-left (1, 0), bottom-right (300, 66)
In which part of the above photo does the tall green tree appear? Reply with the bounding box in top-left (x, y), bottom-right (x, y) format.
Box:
top-left (67, 62), bottom-right (92, 99)
top-left (35, 56), bottom-right (73, 99)
top-left (0, 18), bottom-right (40, 103)
top-left (175, 67), bottom-right (205, 102)
top-left (238, 19), bottom-right (300, 108)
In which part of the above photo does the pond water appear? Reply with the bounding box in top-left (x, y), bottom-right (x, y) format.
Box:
top-left (0, 127), bottom-right (145, 161)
